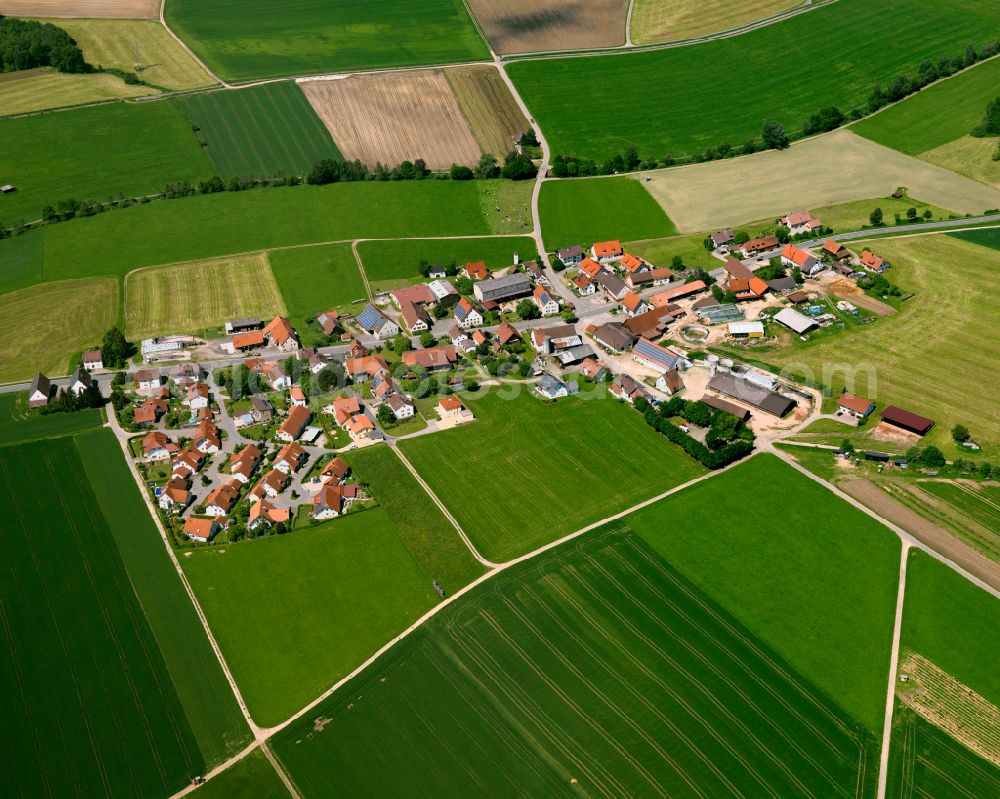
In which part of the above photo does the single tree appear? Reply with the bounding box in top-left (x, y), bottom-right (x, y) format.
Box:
top-left (761, 120), bottom-right (789, 150)
top-left (951, 424), bottom-right (970, 443)
top-left (869, 207), bottom-right (884, 226)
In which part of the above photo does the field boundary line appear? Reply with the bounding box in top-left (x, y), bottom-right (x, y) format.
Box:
top-left (158, 0), bottom-right (228, 88)
top-left (388, 443), bottom-right (498, 568)
top-left (877, 541), bottom-right (910, 799)
top-left (261, 741), bottom-right (302, 799)
top-left (350, 240), bottom-right (374, 301)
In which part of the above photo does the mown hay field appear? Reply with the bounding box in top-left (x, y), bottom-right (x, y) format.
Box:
top-left (0, 66), bottom-right (152, 116)
top-left (0, 437), bottom-right (203, 798)
top-left (0, 277), bottom-right (117, 382)
top-left (75, 429), bottom-right (252, 766)
top-left (631, 0), bottom-right (799, 44)
top-left (51, 18), bottom-right (216, 91)
top-left (639, 130), bottom-right (1000, 232)
top-left (626, 453), bottom-right (900, 732)
top-left (445, 65), bottom-right (529, 160)
top-left (300, 71), bottom-right (481, 171)
top-left (0, 99), bottom-right (211, 225)
top-left (181, 507), bottom-right (440, 727)
top-left (124, 252), bottom-right (285, 339)
top-left (507, 0), bottom-right (1000, 160)
top-left (274, 530), bottom-right (878, 797)
top-left (181, 82), bottom-right (340, 178)
top-left (165, 0), bottom-right (489, 81)
top-left (759, 233), bottom-right (1000, 456)
top-left (466, 0), bottom-right (629, 54)
top-left (922, 135), bottom-right (1000, 190)
top-left (540, 175), bottom-right (676, 249)
top-left (0, 0), bottom-right (159, 17)
top-left (356, 235), bottom-right (534, 289)
top-left (400, 392), bottom-right (705, 562)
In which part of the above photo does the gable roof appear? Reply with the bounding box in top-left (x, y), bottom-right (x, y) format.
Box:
top-left (391, 284), bottom-right (435, 307)
top-left (278, 405), bottom-right (311, 438)
top-left (496, 321), bottom-right (520, 345)
top-left (633, 337), bottom-right (683, 371)
top-left (578, 257), bottom-right (604, 279)
top-left (724, 258), bottom-right (754, 281)
top-left (357, 304), bottom-right (394, 333)
top-left (780, 243), bottom-right (817, 269)
top-left (837, 392), bottom-right (875, 415)
top-left (262, 315), bottom-right (296, 345)
top-left (593, 240), bottom-right (622, 257)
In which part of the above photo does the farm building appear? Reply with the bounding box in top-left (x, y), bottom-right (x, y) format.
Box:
top-left (225, 318), bottom-right (262, 335)
top-left (651, 281), bottom-right (706, 305)
top-left (728, 321), bottom-right (764, 339)
top-left (28, 373), bottom-right (51, 408)
top-left (700, 394), bottom-right (751, 421)
top-left (594, 272), bottom-right (629, 301)
top-left (708, 373), bottom-right (795, 417)
top-left (390, 284), bottom-right (435, 308)
top-left (767, 277), bottom-right (798, 293)
top-left (356, 304), bottom-right (400, 339)
top-left (262, 316), bottom-right (300, 351)
top-left (632, 338), bottom-right (689, 374)
top-left (773, 308), bottom-right (817, 335)
top-left (592, 323), bottom-right (635, 354)
top-left (399, 301), bottom-right (432, 333)
top-left (698, 304), bottom-right (744, 324)
top-left (625, 307), bottom-right (673, 339)
top-left (822, 240), bottom-right (850, 261)
top-left (473, 273), bottom-right (532, 303)
top-left (837, 392), bottom-right (875, 418)
top-left (724, 258), bottom-right (754, 281)
top-left (428, 279), bottom-right (459, 306)
top-left (656, 369), bottom-right (685, 395)
top-left (880, 406), bottom-right (934, 436)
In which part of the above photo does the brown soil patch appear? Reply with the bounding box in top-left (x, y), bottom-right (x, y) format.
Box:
top-left (828, 279), bottom-right (896, 317)
top-left (898, 652), bottom-right (1000, 767)
top-left (869, 421), bottom-right (920, 446)
top-left (841, 478), bottom-right (1000, 591)
top-left (0, 0), bottom-right (160, 18)
top-left (466, 0), bottom-right (629, 55)
top-left (445, 66), bottom-right (528, 161)
top-left (299, 71), bottom-right (482, 171)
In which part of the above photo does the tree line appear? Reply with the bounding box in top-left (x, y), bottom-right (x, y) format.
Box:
top-left (633, 395), bottom-right (755, 469)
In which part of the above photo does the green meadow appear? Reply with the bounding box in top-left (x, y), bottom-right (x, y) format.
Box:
top-left (269, 243), bottom-right (367, 321)
top-left (180, 82), bottom-right (340, 177)
top-left (625, 453), bottom-right (900, 732)
top-left (539, 177), bottom-right (677, 250)
top-left (507, 0), bottom-right (1000, 160)
top-left (0, 392), bottom-right (103, 447)
top-left (399, 391), bottom-right (705, 562)
top-left (356, 235), bottom-right (536, 288)
top-left (0, 99), bottom-right (210, 225)
top-left (193, 749), bottom-right (290, 799)
top-left (274, 530), bottom-right (878, 797)
top-left (166, 0), bottom-right (489, 81)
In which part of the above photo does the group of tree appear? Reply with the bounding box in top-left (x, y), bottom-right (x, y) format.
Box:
top-left (974, 96), bottom-right (1000, 137)
top-left (634, 396), bottom-right (755, 469)
top-left (466, 151), bottom-right (538, 181)
top-left (40, 368), bottom-right (103, 415)
top-left (417, 259), bottom-right (459, 278)
top-left (802, 107), bottom-right (845, 137)
top-left (100, 327), bottom-right (135, 369)
top-left (868, 40), bottom-right (999, 115)
top-left (0, 16), bottom-right (89, 73)
top-left (856, 271), bottom-right (902, 297)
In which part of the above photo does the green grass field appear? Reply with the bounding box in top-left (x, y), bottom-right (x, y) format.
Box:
top-left (344, 446), bottom-right (485, 594)
top-left (757, 233), bottom-right (1000, 456)
top-left (193, 749), bottom-right (290, 799)
top-left (625, 453), bottom-right (900, 732)
top-left (9, 180), bottom-right (502, 284)
top-left (917, 480), bottom-right (1000, 538)
top-left (269, 243), bottom-right (366, 323)
top-left (852, 57), bottom-right (1000, 155)
top-left (0, 277), bottom-right (118, 383)
top-left (886, 704), bottom-right (1000, 799)
top-left (273, 529), bottom-right (878, 797)
top-left (539, 177), bottom-right (676, 250)
top-left (180, 83), bottom-right (340, 178)
top-left (951, 226), bottom-right (1000, 250)
top-left (0, 67), bottom-right (152, 116)
top-left (47, 18), bottom-right (216, 91)
top-left (0, 392), bottom-right (103, 447)
top-left (399, 391), bottom-right (705, 562)
top-left (508, 0), bottom-right (1000, 160)
top-left (0, 437), bottom-right (203, 797)
top-left (124, 253), bottom-right (286, 340)
top-left (181, 508), bottom-right (439, 726)
top-left (356, 235), bottom-right (536, 289)
top-left (166, 0), bottom-right (489, 81)
top-left (75, 429), bottom-right (251, 765)
top-left (901, 550), bottom-right (1000, 707)
top-left (0, 99), bottom-right (210, 225)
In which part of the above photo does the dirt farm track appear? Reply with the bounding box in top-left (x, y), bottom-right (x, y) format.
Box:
top-left (300, 71), bottom-right (483, 172)
top-left (0, 0), bottom-right (160, 18)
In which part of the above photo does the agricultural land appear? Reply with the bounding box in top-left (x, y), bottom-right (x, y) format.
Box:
top-left (274, 530), bottom-right (879, 797)
top-left (0, 0), bottom-right (160, 18)
top-left (165, 0), bottom-right (489, 81)
top-left (299, 72), bottom-right (481, 171)
top-left (356, 235), bottom-right (535, 290)
top-left (399, 392), bottom-right (705, 562)
top-left (123, 253), bottom-right (286, 340)
top-left (0, 66), bottom-right (152, 116)
top-left (268, 243), bottom-right (366, 322)
top-left (180, 82), bottom-right (340, 178)
top-left (507, 0), bottom-right (1000, 160)
top-left (465, 0), bottom-right (629, 54)
top-left (445, 66), bottom-right (529, 161)
top-left (540, 176), bottom-right (677, 249)
top-left (630, 0), bottom-right (799, 44)
top-left (190, 750), bottom-right (290, 799)
top-left (638, 130), bottom-right (1000, 232)
top-left (48, 18), bottom-right (216, 91)
top-left (0, 277), bottom-right (117, 382)
top-left (0, 391), bottom-right (102, 446)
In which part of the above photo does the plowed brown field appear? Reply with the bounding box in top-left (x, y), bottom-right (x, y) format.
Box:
top-left (466, 0), bottom-right (629, 54)
top-left (446, 65), bottom-right (528, 160)
top-left (300, 71), bottom-right (481, 171)
top-left (0, 0), bottom-right (160, 18)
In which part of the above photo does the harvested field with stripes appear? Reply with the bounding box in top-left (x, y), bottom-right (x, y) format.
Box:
top-left (446, 66), bottom-right (529, 161)
top-left (124, 252), bottom-right (285, 340)
top-left (631, 0), bottom-right (798, 44)
top-left (466, 0), bottom-right (629, 54)
top-left (274, 530), bottom-right (878, 797)
top-left (300, 71), bottom-right (482, 171)
top-left (180, 82), bottom-right (340, 178)
top-left (0, 0), bottom-right (159, 17)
